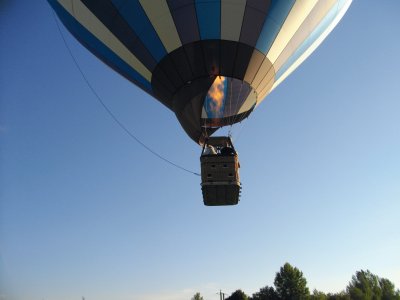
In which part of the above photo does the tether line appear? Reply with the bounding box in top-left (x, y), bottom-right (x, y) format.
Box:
top-left (52, 12), bottom-right (200, 177)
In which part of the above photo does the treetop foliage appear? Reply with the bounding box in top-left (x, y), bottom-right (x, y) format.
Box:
top-left (347, 270), bottom-right (400, 300)
top-left (191, 292), bottom-right (204, 300)
top-left (274, 263), bottom-right (310, 300)
top-left (191, 264), bottom-right (399, 300)
top-left (225, 289), bottom-right (249, 300)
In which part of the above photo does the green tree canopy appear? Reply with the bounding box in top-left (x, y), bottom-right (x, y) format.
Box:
top-left (273, 263), bottom-right (310, 300)
top-left (226, 289), bottom-right (249, 300)
top-left (191, 292), bottom-right (204, 300)
top-left (379, 277), bottom-right (400, 300)
top-left (219, 264), bottom-right (400, 300)
top-left (346, 270), bottom-right (400, 300)
top-left (310, 289), bottom-right (327, 300)
top-left (326, 291), bottom-right (350, 300)
top-left (347, 270), bottom-right (381, 299)
top-left (250, 286), bottom-right (278, 300)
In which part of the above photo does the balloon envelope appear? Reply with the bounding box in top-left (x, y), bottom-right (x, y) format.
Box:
top-left (49, 0), bottom-right (352, 143)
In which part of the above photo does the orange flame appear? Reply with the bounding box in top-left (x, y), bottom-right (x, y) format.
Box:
top-left (207, 76), bottom-right (226, 113)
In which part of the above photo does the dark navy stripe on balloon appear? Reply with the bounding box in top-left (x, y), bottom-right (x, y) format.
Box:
top-left (255, 0), bottom-right (296, 53)
top-left (49, 0), bottom-right (152, 92)
top-left (195, 0), bottom-right (221, 40)
top-left (239, 0), bottom-right (271, 47)
top-left (81, 0), bottom-right (157, 71)
top-left (167, 0), bottom-right (200, 44)
top-left (233, 43), bottom-right (254, 79)
top-left (111, 0), bottom-right (167, 62)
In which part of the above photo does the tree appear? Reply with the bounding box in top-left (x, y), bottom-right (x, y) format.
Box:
top-left (273, 263), bottom-right (310, 300)
top-left (226, 289), bottom-right (249, 300)
top-left (325, 291), bottom-right (350, 300)
top-left (191, 292), bottom-right (204, 300)
top-left (379, 278), bottom-right (400, 300)
top-left (310, 289), bottom-right (327, 300)
top-left (347, 270), bottom-right (400, 300)
top-left (347, 270), bottom-right (381, 299)
top-left (250, 286), bottom-right (278, 300)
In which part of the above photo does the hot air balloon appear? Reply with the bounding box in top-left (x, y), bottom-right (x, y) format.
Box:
top-left (49, 0), bottom-right (352, 205)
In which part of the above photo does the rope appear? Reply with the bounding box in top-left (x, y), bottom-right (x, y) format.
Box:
top-left (52, 12), bottom-right (200, 177)
top-left (227, 77), bottom-right (234, 137)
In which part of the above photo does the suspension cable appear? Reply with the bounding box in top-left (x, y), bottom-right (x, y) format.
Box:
top-left (52, 12), bottom-right (200, 176)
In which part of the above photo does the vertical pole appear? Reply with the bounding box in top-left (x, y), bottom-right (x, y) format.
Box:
top-left (218, 289), bottom-right (226, 300)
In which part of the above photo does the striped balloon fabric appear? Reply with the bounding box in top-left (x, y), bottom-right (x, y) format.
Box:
top-left (49, 0), bottom-right (352, 144)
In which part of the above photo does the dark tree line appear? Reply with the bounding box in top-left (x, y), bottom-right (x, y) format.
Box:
top-left (192, 263), bottom-right (400, 300)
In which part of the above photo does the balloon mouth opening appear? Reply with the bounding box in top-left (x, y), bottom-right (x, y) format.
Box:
top-left (201, 76), bottom-right (257, 128)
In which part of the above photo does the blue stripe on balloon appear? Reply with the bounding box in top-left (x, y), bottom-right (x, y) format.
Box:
top-left (48, 0), bottom-right (152, 93)
top-left (275, 0), bottom-right (347, 81)
top-left (111, 0), bottom-right (167, 62)
top-left (195, 0), bottom-right (221, 40)
top-left (255, 0), bottom-right (296, 53)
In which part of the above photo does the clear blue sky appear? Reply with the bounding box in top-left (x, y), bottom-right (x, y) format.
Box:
top-left (1, 1), bottom-right (400, 300)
